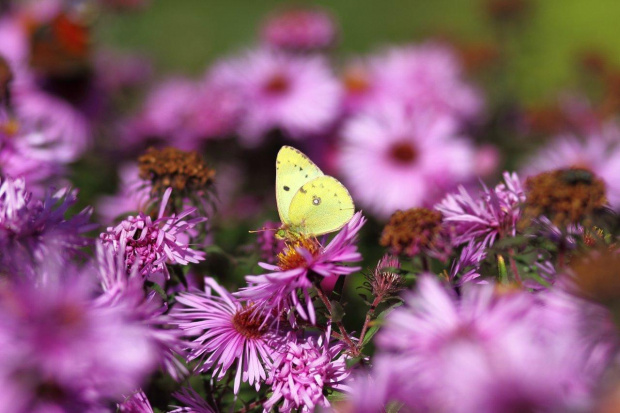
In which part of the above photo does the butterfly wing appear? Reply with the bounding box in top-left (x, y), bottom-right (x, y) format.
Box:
top-left (276, 146), bottom-right (324, 225)
top-left (288, 175), bottom-right (355, 236)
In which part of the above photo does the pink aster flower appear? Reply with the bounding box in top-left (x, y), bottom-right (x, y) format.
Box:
top-left (0, 271), bottom-right (159, 412)
top-left (100, 188), bottom-right (206, 279)
top-left (170, 387), bottom-right (216, 413)
top-left (341, 43), bottom-right (483, 120)
top-left (118, 390), bottom-right (154, 413)
top-left (95, 243), bottom-right (189, 380)
top-left (122, 77), bottom-right (241, 151)
top-left (0, 176), bottom-right (94, 273)
top-left (236, 212), bottom-right (365, 324)
top-left (264, 331), bottom-right (351, 412)
top-left (260, 7), bottom-right (338, 51)
top-left (367, 276), bottom-right (601, 412)
top-left (210, 48), bottom-right (341, 145)
top-left (521, 124), bottom-right (620, 209)
top-left (435, 171), bottom-right (525, 248)
top-left (171, 277), bottom-right (277, 394)
top-left (340, 104), bottom-right (475, 218)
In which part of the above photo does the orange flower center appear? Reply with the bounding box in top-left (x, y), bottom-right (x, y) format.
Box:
top-left (232, 307), bottom-right (266, 339)
top-left (277, 236), bottom-right (322, 270)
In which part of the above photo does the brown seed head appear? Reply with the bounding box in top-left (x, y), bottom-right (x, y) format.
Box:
top-left (380, 208), bottom-right (443, 257)
top-left (232, 307), bottom-right (267, 339)
top-left (521, 168), bottom-right (607, 228)
top-left (138, 146), bottom-right (215, 197)
top-left (0, 55), bottom-right (13, 103)
top-left (368, 254), bottom-right (403, 298)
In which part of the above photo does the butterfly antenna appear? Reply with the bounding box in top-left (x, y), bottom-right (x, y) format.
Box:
top-left (249, 226), bottom-right (278, 234)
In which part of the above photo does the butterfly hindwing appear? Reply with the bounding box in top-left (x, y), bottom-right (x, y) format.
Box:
top-left (288, 176), bottom-right (355, 236)
top-left (276, 146), bottom-right (323, 225)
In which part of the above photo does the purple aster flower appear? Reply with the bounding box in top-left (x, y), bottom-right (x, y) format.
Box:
top-left (365, 275), bottom-right (602, 411)
top-left (100, 188), bottom-right (206, 279)
top-left (118, 389), bottom-right (154, 413)
top-left (339, 104), bottom-right (475, 218)
top-left (236, 212), bottom-right (365, 324)
top-left (263, 330), bottom-right (351, 412)
top-left (94, 243), bottom-right (189, 380)
top-left (171, 277), bottom-right (277, 394)
top-left (260, 7), bottom-right (338, 51)
top-left (0, 176), bottom-right (94, 273)
top-left (449, 241), bottom-right (487, 284)
top-left (170, 387), bottom-right (216, 413)
top-left (341, 43), bottom-right (483, 120)
top-left (0, 270), bottom-right (159, 412)
top-left (210, 48), bottom-right (341, 145)
top-left (435, 171), bottom-right (525, 248)
top-left (521, 124), bottom-right (620, 209)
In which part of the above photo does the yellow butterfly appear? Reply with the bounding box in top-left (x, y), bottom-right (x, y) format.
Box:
top-left (275, 146), bottom-right (355, 238)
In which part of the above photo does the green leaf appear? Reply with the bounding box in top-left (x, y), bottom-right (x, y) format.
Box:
top-left (327, 391), bottom-right (349, 402)
top-left (362, 323), bottom-right (380, 346)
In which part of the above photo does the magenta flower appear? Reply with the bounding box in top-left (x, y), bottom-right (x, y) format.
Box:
top-left (255, 220), bottom-right (286, 264)
top-left (170, 387), bottom-right (216, 413)
top-left (340, 104), bottom-right (475, 218)
top-left (100, 188), bottom-right (206, 279)
top-left (210, 48), bottom-right (341, 145)
top-left (0, 272), bottom-right (159, 412)
top-left (236, 212), bottom-right (365, 324)
top-left (171, 277), bottom-right (277, 394)
top-left (449, 240), bottom-right (486, 284)
top-left (95, 243), bottom-right (189, 380)
top-left (118, 390), bottom-right (154, 413)
top-left (341, 43), bottom-right (483, 120)
top-left (260, 7), bottom-right (337, 51)
top-left (264, 331), bottom-right (351, 412)
top-left (366, 275), bottom-right (602, 412)
top-left (522, 125), bottom-right (620, 209)
top-left (0, 176), bottom-right (94, 273)
top-left (435, 171), bottom-right (525, 248)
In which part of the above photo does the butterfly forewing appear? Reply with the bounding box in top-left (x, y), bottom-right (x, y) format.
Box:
top-left (276, 146), bottom-right (323, 225)
top-left (288, 176), bottom-right (355, 236)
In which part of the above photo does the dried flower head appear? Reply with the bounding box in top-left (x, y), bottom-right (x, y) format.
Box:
top-left (366, 254), bottom-right (403, 299)
top-left (138, 146), bottom-right (215, 203)
top-left (521, 168), bottom-right (607, 228)
top-left (380, 208), bottom-right (443, 257)
top-left (569, 248), bottom-right (620, 307)
top-left (0, 55), bottom-right (12, 105)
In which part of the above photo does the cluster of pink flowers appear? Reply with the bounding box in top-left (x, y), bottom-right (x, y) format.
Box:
top-left (3, 1), bottom-right (620, 412)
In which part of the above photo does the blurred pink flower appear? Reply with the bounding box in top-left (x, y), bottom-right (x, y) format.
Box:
top-left (122, 77), bottom-right (241, 150)
top-left (340, 104), bottom-right (475, 218)
top-left (96, 163), bottom-right (151, 224)
top-left (341, 43), bottom-right (483, 120)
top-left (260, 7), bottom-right (337, 51)
top-left (211, 48), bottom-right (341, 145)
top-left (521, 124), bottom-right (620, 209)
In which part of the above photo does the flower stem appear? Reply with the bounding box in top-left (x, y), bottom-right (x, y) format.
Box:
top-left (358, 295), bottom-right (383, 350)
top-left (315, 286), bottom-right (360, 356)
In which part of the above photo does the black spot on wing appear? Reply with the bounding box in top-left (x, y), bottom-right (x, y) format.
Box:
top-left (283, 186), bottom-right (290, 191)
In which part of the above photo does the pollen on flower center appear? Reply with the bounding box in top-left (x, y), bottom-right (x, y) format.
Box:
top-left (277, 236), bottom-right (322, 270)
top-left (264, 72), bottom-right (291, 94)
top-left (232, 308), bottom-right (266, 339)
top-left (389, 141), bottom-right (418, 164)
top-left (343, 68), bottom-right (370, 94)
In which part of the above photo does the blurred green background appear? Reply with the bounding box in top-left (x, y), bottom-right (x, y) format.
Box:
top-left (98, 0), bottom-right (620, 104)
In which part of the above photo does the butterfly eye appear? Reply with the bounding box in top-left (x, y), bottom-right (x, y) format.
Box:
top-left (312, 196), bottom-right (321, 206)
